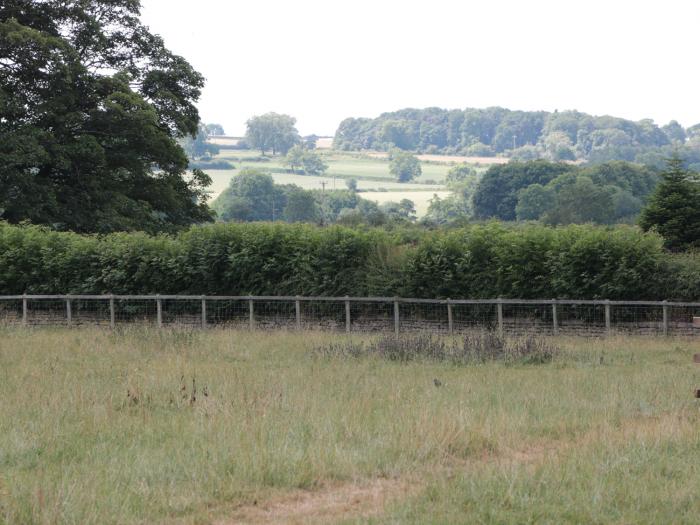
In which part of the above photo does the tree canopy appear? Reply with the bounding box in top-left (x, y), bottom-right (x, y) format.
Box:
top-left (389, 150), bottom-right (421, 182)
top-left (245, 113), bottom-right (300, 155)
top-left (639, 157), bottom-right (700, 251)
top-left (473, 161), bottom-right (574, 220)
top-left (333, 107), bottom-right (700, 164)
top-left (284, 145), bottom-right (328, 175)
top-left (0, 0), bottom-right (213, 233)
top-left (472, 160), bottom-right (658, 224)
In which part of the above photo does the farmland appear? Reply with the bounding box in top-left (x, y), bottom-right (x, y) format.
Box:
top-left (0, 328), bottom-right (698, 524)
top-left (201, 149), bottom-right (469, 216)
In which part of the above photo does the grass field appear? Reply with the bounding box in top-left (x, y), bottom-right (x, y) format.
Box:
top-left (215, 150), bottom-right (453, 183)
top-left (204, 150), bottom-right (456, 216)
top-left (1, 329), bottom-right (698, 524)
top-left (205, 169), bottom-right (444, 202)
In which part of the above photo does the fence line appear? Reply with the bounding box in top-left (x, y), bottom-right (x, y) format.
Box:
top-left (1, 295), bottom-right (699, 336)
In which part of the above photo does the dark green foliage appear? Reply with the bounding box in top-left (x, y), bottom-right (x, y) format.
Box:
top-left (2, 221), bottom-right (695, 300)
top-left (0, 0), bottom-right (213, 233)
top-left (213, 173), bottom-right (399, 227)
top-left (474, 161), bottom-right (575, 220)
top-left (283, 188), bottom-right (319, 223)
top-left (214, 169), bottom-right (287, 222)
top-left (477, 160), bottom-right (659, 224)
top-left (639, 157), bottom-right (700, 250)
top-left (402, 223), bottom-right (673, 299)
top-left (542, 175), bottom-right (616, 225)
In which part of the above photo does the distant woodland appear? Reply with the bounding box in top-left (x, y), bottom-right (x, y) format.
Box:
top-left (334, 107), bottom-right (700, 168)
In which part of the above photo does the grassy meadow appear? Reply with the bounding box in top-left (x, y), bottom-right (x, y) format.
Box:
top-left (0, 328), bottom-right (698, 524)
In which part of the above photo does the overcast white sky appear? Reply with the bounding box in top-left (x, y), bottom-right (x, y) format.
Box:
top-left (141, 0), bottom-right (700, 137)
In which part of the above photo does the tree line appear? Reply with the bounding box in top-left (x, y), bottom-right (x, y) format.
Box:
top-left (333, 107), bottom-right (700, 166)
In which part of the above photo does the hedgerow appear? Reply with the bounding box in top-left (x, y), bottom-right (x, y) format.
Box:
top-left (0, 221), bottom-right (696, 300)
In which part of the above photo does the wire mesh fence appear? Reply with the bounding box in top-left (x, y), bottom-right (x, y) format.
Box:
top-left (0, 295), bottom-right (699, 336)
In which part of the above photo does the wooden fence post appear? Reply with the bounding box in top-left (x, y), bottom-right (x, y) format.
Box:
top-left (109, 294), bottom-right (115, 329)
top-left (66, 295), bottom-right (72, 327)
top-left (605, 300), bottom-right (611, 335)
top-left (201, 295), bottom-right (207, 329)
top-left (497, 298), bottom-right (504, 335)
top-left (662, 300), bottom-right (668, 336)
top-left (447, 298), bottom-right (453, 334)
top-left (156, 294), bottom-right (162, 328)
top-left (248, 297), bottom-right (254, 331)
top-left (393, 298), bottom-right (400, 336)
top-left (345, 296), bottom-right (351, 333)
top-left (552, 299), bottom-right (558, 335)
top-left (295, 296), bottom-right (301, 330)
top-left (22, 293), bottom-right (27, 327)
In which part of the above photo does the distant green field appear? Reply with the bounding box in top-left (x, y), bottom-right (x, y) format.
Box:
top-left (203, 149), bottom-right (456, 216)
top-left (216, 150), bottom-right (452, 183)
top-left (323, 154), bottom-right (450, 183)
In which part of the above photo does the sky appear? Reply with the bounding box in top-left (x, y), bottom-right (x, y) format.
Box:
top-left (141, 0), bottom-right (700, 137)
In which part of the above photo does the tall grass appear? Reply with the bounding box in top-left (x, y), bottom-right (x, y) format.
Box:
top-left (0, 328), bottom-right (698, 523)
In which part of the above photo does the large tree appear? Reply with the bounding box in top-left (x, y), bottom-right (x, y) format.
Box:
top-left (0, 0), bottom-right (213, 233)
top-left (639, 157), bottom-right (700, 250)
top-left (215, 168), bottom-right (287, 222)
top-left (389, 149), bottom-right (421, 182)
top-left (245, 113), bottom-right (300, 155)
top-left (473, 160), bottom-right (574, 220)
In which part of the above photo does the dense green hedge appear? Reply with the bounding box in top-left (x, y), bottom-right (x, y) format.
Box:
top-left (0, 221), bottom-right (697, 300)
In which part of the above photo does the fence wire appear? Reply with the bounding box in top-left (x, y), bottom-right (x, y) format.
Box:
top-left (349, 301), bottom-right (394, 332)
top-left (114, 299), bottom-right (158, 325)
top-left (0, 298), bottom-right (22, 325)
top-left (558, 303), bottom-right (607, 336)
top-left (0, 296), bottom-right (699, 336)
top-left (205, 299), bottom-right (248, 328)
top-left (452, 303), bottom-right (498, 331)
